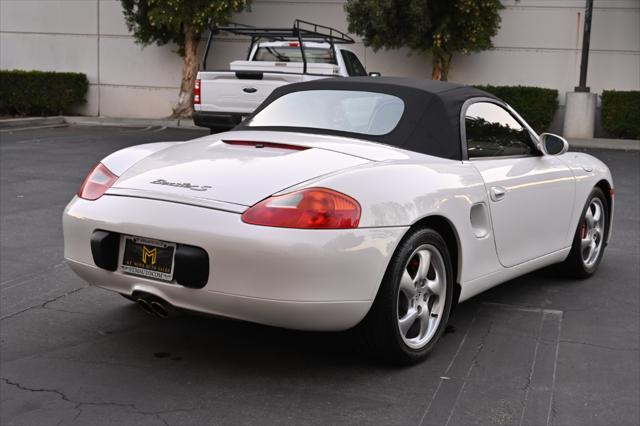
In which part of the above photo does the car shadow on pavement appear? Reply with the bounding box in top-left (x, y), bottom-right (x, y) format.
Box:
top-left (98, 264), bottom-right (564, 371)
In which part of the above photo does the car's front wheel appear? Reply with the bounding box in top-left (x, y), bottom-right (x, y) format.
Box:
top-left (560, 187), bottom-right (608, 278)
top-left (359, 228), bottom-right (454, 365)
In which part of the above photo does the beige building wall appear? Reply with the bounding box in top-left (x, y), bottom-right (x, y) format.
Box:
top-left (1, 0), bottom-right (638, 119)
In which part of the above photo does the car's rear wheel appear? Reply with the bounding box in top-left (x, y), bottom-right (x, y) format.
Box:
top-left (359, 228), bottom-right (453, 365)
top-left (560, 187), bottom-right (608, 278)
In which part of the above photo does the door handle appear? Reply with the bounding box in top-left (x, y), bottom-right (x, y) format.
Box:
top-left (490, 186), bottom-right (507, 202)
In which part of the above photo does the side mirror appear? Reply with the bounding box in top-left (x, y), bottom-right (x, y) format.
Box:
top-left (368, 72), bottom-right (382, 77)
top-left (539, 133), bottom-right (569, 156)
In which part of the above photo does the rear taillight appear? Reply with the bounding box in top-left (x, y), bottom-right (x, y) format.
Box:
top-left (77, 163), bottom-right (118, 200)
top-left (242, 188), bottom-right (361, 229)
top-left (194, 79), bottom-right (201, 105)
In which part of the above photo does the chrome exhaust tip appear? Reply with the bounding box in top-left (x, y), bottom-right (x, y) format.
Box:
top-left (134, 292), bottom-right (178, 318)
top-left (136, 298), bottom-right (154, 315)
top-left (149, 301), bottom-right (170, 319)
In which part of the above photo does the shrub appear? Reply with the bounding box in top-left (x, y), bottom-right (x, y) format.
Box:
top-left (475, 85), bottom-right (559, 133)
top-left (601, 90), bottom-right (640, 139)
top-left (0, 70), bottom-right (89, 116)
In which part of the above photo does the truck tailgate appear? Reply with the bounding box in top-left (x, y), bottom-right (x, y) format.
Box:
top-left (197, 72), bottom-right (306, 114)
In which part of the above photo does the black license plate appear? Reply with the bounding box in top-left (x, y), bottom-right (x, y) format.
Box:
top-left (121, 236), bottom-right (176, 281)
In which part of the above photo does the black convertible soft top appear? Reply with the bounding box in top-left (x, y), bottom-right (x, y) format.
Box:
top-left (236, 77), bottom-right (499, 160)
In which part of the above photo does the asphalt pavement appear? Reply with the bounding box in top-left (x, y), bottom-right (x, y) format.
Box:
top-left (1, 125), bottom-right (638, 426)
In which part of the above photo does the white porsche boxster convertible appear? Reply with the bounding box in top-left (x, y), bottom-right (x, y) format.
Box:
top-left (64, 78), bottom-right (613, 364)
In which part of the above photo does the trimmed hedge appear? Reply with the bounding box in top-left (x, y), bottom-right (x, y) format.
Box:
top-left (0, 70), bottom-right (89, 116)
top-left (475, 85), bottom-right (559, 133)
top-left (601, 90), bottom-right (640, 139)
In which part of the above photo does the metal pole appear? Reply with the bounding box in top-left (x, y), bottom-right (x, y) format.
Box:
top-left (202, 29), bottom-right (214, 71)
top-left (296, 28), bottom-right (308, 74)
top-left (248, 36), bottom-right (256, 60)
top-left (576, 0), bottom-right (593, 92)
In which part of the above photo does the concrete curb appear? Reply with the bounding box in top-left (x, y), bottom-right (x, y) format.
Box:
top-left (568, 137), bottom-right (640, 151)
top-left (0, 116), bottom-right (66, 129)
top-left (0, 116), bottom-right (202, 131)
top-left (63, 116), bottom-right (202, 130)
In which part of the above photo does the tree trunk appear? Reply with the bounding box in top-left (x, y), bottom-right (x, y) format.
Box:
top-left (431, 55), bottom-right (442, 81)
top-left (431, 53), bottom-right (453, 82)
top-left (172, 26), bottom-right (200, 118)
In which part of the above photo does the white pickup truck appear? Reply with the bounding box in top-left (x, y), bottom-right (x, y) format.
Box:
top-left (193, 20), bottom-right (374, 133)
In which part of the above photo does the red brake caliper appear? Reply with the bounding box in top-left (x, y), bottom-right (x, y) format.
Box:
top-left (580, 221), bottom-right (588, 239)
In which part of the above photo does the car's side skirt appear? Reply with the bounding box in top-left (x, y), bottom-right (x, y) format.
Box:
top-left (458, 247), bottom-right (571, 302)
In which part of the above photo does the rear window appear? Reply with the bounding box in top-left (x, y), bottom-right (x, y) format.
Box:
top-left (253, 46), bottom-right (336, 64)
top-left (246, 90), bottom-right (405, 136)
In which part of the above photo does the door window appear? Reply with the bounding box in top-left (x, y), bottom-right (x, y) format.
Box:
top-left (465, 102), bottom-right (536, 158)
top-left (341, 50), bottom-right (368, 76)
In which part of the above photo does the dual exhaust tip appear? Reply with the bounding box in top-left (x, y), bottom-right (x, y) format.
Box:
top-left (135, 294), bottom-right (177, 318)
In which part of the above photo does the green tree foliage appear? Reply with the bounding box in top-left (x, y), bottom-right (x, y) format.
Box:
top-left (121, 0), bottom-right (252, 117)
top-left (344, 0), bottom-right (503, 80)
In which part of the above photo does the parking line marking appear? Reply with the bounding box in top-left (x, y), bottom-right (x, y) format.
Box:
top-left (546, 314), bottom-right (563, 426)
top-left (418, 312), bottom-right (477, 426)
top-left (519, 310), bottom-right (545, 426)
top-left (0, 262), bottom-right (68, 291)
top-left (443, 312), bottom-right (494, 426)
top-left (481, 301), bottom-right (563, 315)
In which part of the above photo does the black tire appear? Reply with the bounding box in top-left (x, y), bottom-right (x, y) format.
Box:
top-left (359, 228), bottom-right (454, 365)
top-left (560, 187), bottom-right (608, 279)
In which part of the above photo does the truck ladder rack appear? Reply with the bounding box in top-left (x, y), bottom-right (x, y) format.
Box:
top-left (202, 19), bottom-right (355, 73)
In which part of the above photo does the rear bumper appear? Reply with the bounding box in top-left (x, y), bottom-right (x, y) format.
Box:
top-left (192, 111), bottom-right (244, 131)
top-left (63, 195), bottom-right (406, 330)
top-left (67, 259), bottom-right (373, 331)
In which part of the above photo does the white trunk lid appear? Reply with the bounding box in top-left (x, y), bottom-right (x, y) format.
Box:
top-left (110, 136), bottom-right (370, 207)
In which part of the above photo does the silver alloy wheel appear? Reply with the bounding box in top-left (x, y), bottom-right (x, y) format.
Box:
top-left (397, 244), bottom-right (446, 350)
top-left (580, 197), bottom-right (605, 268)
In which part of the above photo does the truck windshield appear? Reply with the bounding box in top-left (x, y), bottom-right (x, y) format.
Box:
top-left (254, 47), bottom-right (337, 64)
top-left (246, 90), bottom-right (405, 136)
